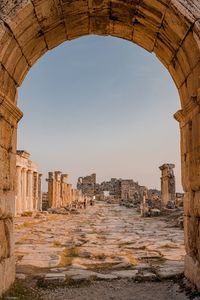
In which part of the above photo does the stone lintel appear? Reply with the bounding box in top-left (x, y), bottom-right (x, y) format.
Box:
top-left (159, 163), bottom-right (175, 171)
top-left (16, 150), bottom-right (30, 159)
top-left (0, 97), bottom-right (23, 124)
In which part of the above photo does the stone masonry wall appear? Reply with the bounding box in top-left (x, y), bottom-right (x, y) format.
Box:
top-left (0, 98), bottom-right (22, 294)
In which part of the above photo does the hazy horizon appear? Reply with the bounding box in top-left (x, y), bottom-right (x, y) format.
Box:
top-left (17, 35), bottom-right (182, 192)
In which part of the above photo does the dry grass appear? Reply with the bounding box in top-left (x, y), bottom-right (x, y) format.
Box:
top-left (59, 247), bottom-right (80, 267)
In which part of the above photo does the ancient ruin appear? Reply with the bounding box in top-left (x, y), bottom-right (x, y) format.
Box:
top-left (96, 178), bottom-right (146, 205)
top-left (15, 150), bottom-right (42, 215)
top-left (159, 164), bottom-right (176, 208)
top-left (0, 0), bottom-right (200, 294)
top-left (77, 173), bottom-right (96, 198)
top-left (46, 171), bottom-right (84, 209)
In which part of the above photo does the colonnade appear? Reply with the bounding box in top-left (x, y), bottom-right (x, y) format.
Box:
top-left (15, 151), bottom-right (42, 215)
top-left (47, 171), bottom-right (84, 209)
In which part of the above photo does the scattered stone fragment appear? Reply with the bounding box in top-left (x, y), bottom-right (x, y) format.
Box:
top-left (15, 273), bottom-right (26, 280)
top-left (95, 273), bottom-right (118, 280)
top-left (44, 273), bottom-right (66, 282)
top-left (111, 270), bottom-right (138, 279)
top-left (155, 261), bottom-right (184, 279)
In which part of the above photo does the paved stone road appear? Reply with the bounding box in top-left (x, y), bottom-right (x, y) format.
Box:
top-left (15, 201), bottom-right (185, 281)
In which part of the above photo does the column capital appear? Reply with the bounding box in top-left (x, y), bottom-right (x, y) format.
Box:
top-left (174, 109), bottom-right (185, 123)
top-left (21, 167), bottom-right (27, 173)
top-left (0, 97), bottom-right (23, 125)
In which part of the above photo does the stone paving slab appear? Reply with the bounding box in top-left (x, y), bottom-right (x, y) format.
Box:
top-left (14, 202), bottom-right (185, 283)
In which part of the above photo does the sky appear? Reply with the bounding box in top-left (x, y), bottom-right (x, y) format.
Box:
top-left (17, 35), bottom-right (182, 192)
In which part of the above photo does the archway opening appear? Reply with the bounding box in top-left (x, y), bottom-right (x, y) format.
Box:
top-left (0, 0), bottom-right (200, 296)
top-left (11, 36), bottom-right (185, 297)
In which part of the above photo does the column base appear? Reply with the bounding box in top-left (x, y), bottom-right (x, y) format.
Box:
top-left (185, 254), bottom-right (200, 290)
top-left (0, 255), bottom-right (15, 296)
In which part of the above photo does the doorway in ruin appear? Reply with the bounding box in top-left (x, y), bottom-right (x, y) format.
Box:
top-left (0, 0), bottom-right (200, 296)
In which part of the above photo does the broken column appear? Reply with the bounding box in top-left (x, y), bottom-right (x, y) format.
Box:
top-left (140, 190), bottom-right (149, 217)
top-left (159, 164), bottom-right (176, 208)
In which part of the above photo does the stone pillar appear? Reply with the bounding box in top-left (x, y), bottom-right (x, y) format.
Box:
top-left (15, 166), bottom-right (22, 215)
top-left (27, 170), bottom-right (33, 211)
top-left (38, 174), bottom-right (42, 211)
top-left (0, 98), bottom-right (23, 295)
top-left (21, 168), bottom-right (28, 212)
top-left (55, 171), bottom-right (62, 207)
top-left (47, 172), bottom-right (55, 208)
top-left (61, 174), bottom-right (68, 206)
top-left (159, 164), bottom-right (176, 208)
top-left (174, 100), bottom-right (200, 289)
top-left (33, 172), bottom-right (38, 211)
top-left (140, 190), bottom-right (148, 217)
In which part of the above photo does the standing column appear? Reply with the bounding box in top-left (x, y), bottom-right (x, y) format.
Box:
top-left (15, 166), bottom-right (22, 215)
top-left (38, 174), bottom-right (42, 211)
top-left (33, 172), bottom-right (38, 211)
top-left (27, 170), bottom-right (33, 211)
top-left (159, 164), bottom-right (176, 208)
top-left (55, 171), bottom-right (62, 208)
top-left (47, 172), bottom-right (54, 208)
top-left (21, 168), bottom-right (27, 213)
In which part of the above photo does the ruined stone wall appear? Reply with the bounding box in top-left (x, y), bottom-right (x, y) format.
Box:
top-left (96, 178), bottom-right (145, 202)
top-left (120, 179), bottom-right (145, 201)
top-left (175, 104), bottom-right (200, 289)
top-left (0, 99), bottom-right (22, 294)
top-left (77, 173), bottom-right (96, 198)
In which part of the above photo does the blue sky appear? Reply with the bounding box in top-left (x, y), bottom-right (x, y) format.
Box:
top-left (17, 35), bottom-right (182, 191)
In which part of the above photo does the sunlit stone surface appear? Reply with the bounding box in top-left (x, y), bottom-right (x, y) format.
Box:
top-left (14, 202), bottom-right (185, 282)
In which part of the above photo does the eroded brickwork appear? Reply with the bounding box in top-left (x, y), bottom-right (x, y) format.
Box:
top-left (77, 173), bottom-right (96, 198)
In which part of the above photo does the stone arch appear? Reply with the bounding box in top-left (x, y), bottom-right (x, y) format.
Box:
top-left (0, 0), bottom-right (200, 294)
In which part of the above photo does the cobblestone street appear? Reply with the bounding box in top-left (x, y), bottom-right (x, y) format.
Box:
top-left (15, 202), bottom-right (185, 280)
top-left (2, 202), bottom-right (196, 299)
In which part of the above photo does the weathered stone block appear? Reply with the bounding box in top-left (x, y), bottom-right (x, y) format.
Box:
top-left (0, 255), bottom-right (15, 295)
top-left (184, 216), bottom-right (200, 262)
top-left (45, 23), bottom-right (67, 50)
top-left (33, 0), bottom-right (62, 32)
top-left (184, 191), bottom-right (200, 217)
top-left (109, 21), bottom-right (133, 41)
top-left (185, 254), bottom-right (200, 291)
top-left (0, 220), bottom-right (9, 259)
top-left (0, 190), bottom-right (15, 218)
top-left (0, 65), bottom-right (17, 103)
